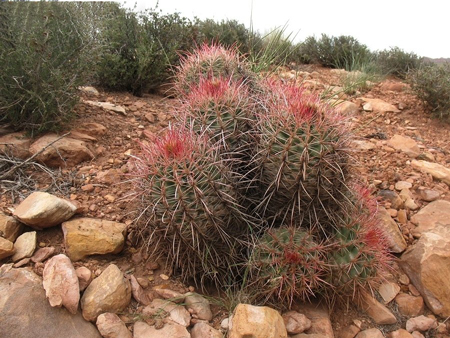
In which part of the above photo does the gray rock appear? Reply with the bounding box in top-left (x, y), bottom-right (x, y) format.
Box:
top-left (185, 293), bottom-right (213, 321)
top-left (0, 267), bottom-right (101, 338)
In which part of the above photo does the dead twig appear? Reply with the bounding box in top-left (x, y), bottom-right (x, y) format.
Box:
top-left (0, 132), bottom-right (70, 181)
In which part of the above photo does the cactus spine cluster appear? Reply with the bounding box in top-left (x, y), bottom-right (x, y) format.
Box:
top-left (132, 43), bottom-right (391, 305)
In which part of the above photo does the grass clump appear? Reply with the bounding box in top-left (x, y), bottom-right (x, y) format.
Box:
top-left (408, 62), bottom-right (450, 119)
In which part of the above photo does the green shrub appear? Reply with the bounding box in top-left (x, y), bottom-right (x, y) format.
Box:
top-left (408, 62), bottom-right (450, 119)
top-left (0, 2), bottom-right (88, 135)
top-left (298, 34), bottom-right (372, 70)
top-left (375, 47), bottom-right (423, 79)
top-left (95, 6), bottom-right (196, 96)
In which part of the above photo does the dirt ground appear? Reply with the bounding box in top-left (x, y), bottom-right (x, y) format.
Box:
top-left (1, 64), bottom-right (449, 335)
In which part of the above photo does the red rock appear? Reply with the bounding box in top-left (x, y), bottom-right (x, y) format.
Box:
top-left (395, 293), bottom-right (424, 317)
top-left (0, 132), bottom-right (31, 159)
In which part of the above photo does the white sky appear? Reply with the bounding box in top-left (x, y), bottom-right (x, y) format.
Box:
top-left (124, 0), bottom-right (449, 58)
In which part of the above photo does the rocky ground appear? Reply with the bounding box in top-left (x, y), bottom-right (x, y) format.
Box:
top-left (0, 65), bottom-right (449, 338)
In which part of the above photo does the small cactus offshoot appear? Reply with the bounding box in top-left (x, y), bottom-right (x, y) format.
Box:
top-left (249, 226), bottom-right (329, 307)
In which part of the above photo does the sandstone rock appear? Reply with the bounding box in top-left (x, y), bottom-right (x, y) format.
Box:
top-left (29, 134), bottom-right (95, 167)
top-left (282, 311), bottom-right (312, 334)
top-left (74, 122), bottom-right (107, 137)
top-left (405, 315), bottom-right (437, 332)
top-left (0, 267), bottom-right (101, 338)
top-left (130, 274), bottom-right (152, 305)
top-left (83, 100), bottom-right (126, 115)
top-left (359, 291), bottom-right (397, 324)
top-left (417, 189), bottom-right (440, 202)
top-left (13, 192), bottom-right (77, 229)
top-left (185, 293), bottom-right (213, 321)
top-left (43, 254), bottom-right (80, 314)
top-left (397, 209), bottom-right (408, 224)
top-left (229, 304), bottom-right (287, 338)
top-left (133, 321), bottom-right (190, 338)
top-left (410, 200), bottom-right (450, 234)
top-left (355, 328), bottom-right (384, 338)
top-left (76, 266), bottom-right (93, 291)
top-left (377, 207), bottom-right (407, 253)
top-left (95, 169), bottom-right (122, 185)
top-left (0, 132), bottom-right (31, 159)
top-left (387, 135), bottom-right (420, 157)
top-left (411, 160), bottom-right (450, 186)
top-left (336, 101), bottom-right (359, 115)
top-left (0, 212), bottom-right (23, 242)
top-left (395, 181), bottom-right (413, 191)
top-left (388, 329), bottom-right (413, 338)
top-left (380, 81), bottom-right (408, 92)
top-left (69, 131), bottom-right (97, 142)
top-left (378, 190), bottom-right (404, 209)
top-left (0, 237), bottom-right (14, 260)
top-left (11, 231), bottom-right (36, 262)
top-left (292, 303), bottom-right (333, 338)
top-left (154, 288), bottom-right (185, 302)
top-left (62, 218), bottom-right (127, 261)
top-left (96, 313), bottom-right (132, 338)
top-left (400, 225), bottom-right (450, 317)
top-left (79, 86), bottom-right (100, 96)
top-left (191, 322), bottom-right (222, 338)
top-left (361, 98), bottom-right (401, 113)
top-left (81, 264), bottom-right (131, 322)
top-left (378, 282), bottom-right (401, 304)
top-left (352, 140), bottom-right (376, 151)
top-left (404, 198), bottom-right (419, 210)
top-left (395, 293), bottom-right (424, 317)
top-left (143, 299), bottom-right (191, 327)
top-left (337, 324), bottom-right (360, 338)
top-left (31, 246), bottom-right (56, 263)
top-left (411, 332), bottom-right (425, 338)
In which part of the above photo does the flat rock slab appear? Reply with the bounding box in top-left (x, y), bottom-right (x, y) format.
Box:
top-left (400, 225), bottom-right (450, 317)
top-left (13, 192), bottom-right (77, 229)
top-left (62, 218), bottom-right (127, 261)
top-left (361, 98), bottom-right (401, 113)
top-left (29, 134), bottom-right (94, 168)
top-left (0, 132), bottom-right (31, 159)
top-left (410, 200), bottom-right (450, 234)
top-left (411, 160), bottom-right (450, 186)
top-left (387, 135), bottom-right (420, 158)
top-left (83, 100), bottom-right (127, 115)
top-left (0, 266), bottom-right (101, 338)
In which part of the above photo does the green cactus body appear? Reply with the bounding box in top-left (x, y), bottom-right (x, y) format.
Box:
top-left (256, 80), bottom-right (350, 228)
top-left (325, 187), bottom-right (391, 299)
top-left (175, 43), bottom-right (255, 97)
top-left (249, 227), bottom-right (328, 307)
top-left (134, 127), bottom-right (250, 286)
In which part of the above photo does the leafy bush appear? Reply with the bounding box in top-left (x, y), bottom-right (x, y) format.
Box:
top-left (408, 62), bottom-right (450, 119)
top-left (95, 6), bottom-right (197, 96)
top-left (0, 2), bottom-right (88, 135)
top-left (375, 47), bottom-right (423, 79)
top-left (298, 34), bottom-right (372, 70)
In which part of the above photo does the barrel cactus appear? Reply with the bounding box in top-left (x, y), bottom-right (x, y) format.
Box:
top-left (132, 126), bottom-right (252, 286)
top-left (249, 226), bottom-right (329, 307)
top-left (255, 79), bottom-right (351, 229)
top-left (174, 43), bottom-right (256, 98)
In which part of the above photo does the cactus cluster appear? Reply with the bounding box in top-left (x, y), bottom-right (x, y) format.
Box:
top-left (131, 43), bottom-right (391, 306)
